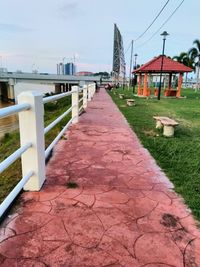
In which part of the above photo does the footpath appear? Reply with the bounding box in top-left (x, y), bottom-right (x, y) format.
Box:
top-left (0, 88), bottom-right (200, 266)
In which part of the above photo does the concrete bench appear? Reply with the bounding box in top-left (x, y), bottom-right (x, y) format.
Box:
top-left (126, 99), bottom-right (135, 106)
top-left (153, 116), bottom-right (179, 137)
top-left (119, 94), bottom-right (125, 99)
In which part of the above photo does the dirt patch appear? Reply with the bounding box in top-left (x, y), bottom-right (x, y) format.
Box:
top-left (160, 213), bottom-right (179, 228)
top-left (89, 107), bottom-right (104, 110)
top-left (66, 181), bottom-right (79, 188)
top-left (143, 130), bottom-right (159, 137)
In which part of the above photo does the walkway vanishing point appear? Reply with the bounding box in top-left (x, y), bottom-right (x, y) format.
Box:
top-left (0, 88), bottom-right (200, 266)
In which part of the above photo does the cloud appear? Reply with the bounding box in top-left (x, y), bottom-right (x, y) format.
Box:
top-left (0, 23), bottom-right (32, 33)
top-left (59, 1), bottom-right (82, 19)
top-left (77, 62), bottom-right (111, 72)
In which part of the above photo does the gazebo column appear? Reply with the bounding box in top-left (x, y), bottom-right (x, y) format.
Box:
top-left (164, 73), bottom-right (172, 97)
top-left (138, 74), bottom-right (142, 95)
top-left (143, 73), bottom-right (148, 96)
top-left (176, 73), bottom-right (183, 97)
top-left (168, 73), bottom-right (172, 90)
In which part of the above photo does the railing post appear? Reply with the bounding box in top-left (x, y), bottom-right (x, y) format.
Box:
top-left (88, 85), bottom-right (92, 101)
top-left (91, 84), bottom-right (94, 98)
top-left (83, 85), bottom-right (88, 109)
top-left (72, 85), bottom-right (79, 123)
top-left (18, 91), bottom-right (46, 191)
top-left (93, 83), bottom-right (96, 96)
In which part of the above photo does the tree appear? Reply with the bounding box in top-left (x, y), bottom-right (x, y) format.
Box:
top-left (173, 52), bottom-right (186, 62)
top-left (93, 72), bottom-right (110, 78)
top-left (188, 39), bottom-right (200, 90)
top-left (173, 52), bottom-right (194, 86)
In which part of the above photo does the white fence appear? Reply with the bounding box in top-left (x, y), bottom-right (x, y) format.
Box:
top-left (0, 83), bottom-right (96, 217)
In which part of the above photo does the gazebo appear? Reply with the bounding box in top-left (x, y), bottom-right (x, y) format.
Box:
top-left (133, 55), bottom-right (193, 97)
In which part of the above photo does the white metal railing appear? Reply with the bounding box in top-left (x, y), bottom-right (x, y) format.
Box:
top-left (0, 103), bottom-right (31, 118)
top-left (79, 97), bottom-right (83, 103)
top-left (45, 117), bottom-right (74, 159)
top-left (43, 91), bottom-right (72, 104)
top-left (0, 143), bottom-right (32, 173)
top-left (0, 83), bottom-right (96, 217)
top-left (44, 106), bottom-right (73, 134)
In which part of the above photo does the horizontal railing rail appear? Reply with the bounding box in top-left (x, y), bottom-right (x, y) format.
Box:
top-left (0, 82), bottom-right (96, 218)
top-left (43, 91), bottom-right (72, 104)
top-left (0, 143), bottom-right (32, 173)
top-left (0, 171), bottom-right (34, 217)
top-left (0, 103), bottom-right (31, 119)
top-left (79, 106), bottom-right (83, 113)
top-left (79, 97), bottom-right (83, 103)
top-left (45, 117), bottom-right (74, 159)
top-left (44, 106), bottom-right (73, 134)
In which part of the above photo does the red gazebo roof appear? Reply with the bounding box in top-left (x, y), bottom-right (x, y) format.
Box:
top-left (133, 55), bottom-right (193, 74)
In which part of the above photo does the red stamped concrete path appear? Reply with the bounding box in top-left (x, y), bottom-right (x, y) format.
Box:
top-left (1, 88), bottom-right (200, 267)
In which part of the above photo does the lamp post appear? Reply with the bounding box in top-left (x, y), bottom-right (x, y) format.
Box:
top-left (134, 53), bottom-right (138, 69)
top-left (157, 31), bottom-right (169, 100)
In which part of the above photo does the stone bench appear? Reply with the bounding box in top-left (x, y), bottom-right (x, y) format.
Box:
top-left (126, 99), bottom-right (135, 106)
top-left (119, 94), bottom-right (125, 99)
top-left (153, 116), bottom-right (179, 137)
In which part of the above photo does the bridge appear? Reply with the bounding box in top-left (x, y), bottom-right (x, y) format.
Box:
top-left (0, 72), bottom-right (104, 102)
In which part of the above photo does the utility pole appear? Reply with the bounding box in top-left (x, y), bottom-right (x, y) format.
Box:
top-left (129, 40), bottom-right (134, 89)
top-left (133, 53), bottom-right (138, 93)
top-left (123, 63), bottom-right (126, 90)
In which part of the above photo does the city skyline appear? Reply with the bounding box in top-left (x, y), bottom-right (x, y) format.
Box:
top-left (0, 0), bottom-right (199, 74)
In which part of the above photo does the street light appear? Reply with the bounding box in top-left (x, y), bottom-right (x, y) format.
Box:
top-left (134, 53), bottom-right (138, 69)
top-left (157, 31), bottom-right (169, 100)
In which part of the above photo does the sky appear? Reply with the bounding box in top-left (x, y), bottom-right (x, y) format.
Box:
top-left (0, 0), bottom-right (199, 74)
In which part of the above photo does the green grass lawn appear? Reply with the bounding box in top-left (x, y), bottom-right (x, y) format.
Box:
top-left (109, 87), bottom-right (200, 221)
top-left (0, 95), bottom-right (72, 203)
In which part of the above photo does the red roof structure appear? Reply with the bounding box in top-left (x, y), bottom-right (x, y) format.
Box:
top-left (133, 55), bottom-right (193, 74)
top-left (76, 71), bottom-right (94, 76)
top-left (132, 55), bottom-right (193, 98)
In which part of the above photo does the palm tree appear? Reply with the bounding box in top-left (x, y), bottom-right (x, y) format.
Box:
top-left (173, 52), bottom-right (187, 63)
top-left (188, 39), bottom-right (200, 90)
top-left (173, 52), bottom-right (194, 86)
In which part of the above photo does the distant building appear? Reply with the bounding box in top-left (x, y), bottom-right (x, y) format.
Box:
top-left (76, 71), bottom-right (94, 76)
top-left (64, 63), bottom-right (76, 75)
top-left (16, 70), bottom-right (23, 73)
top-left (183, 78), bottom-right (199, 88)
top-left (57, 63), bottom-right (64, 75)
top-left (0, 68), bottom-right (8, 73)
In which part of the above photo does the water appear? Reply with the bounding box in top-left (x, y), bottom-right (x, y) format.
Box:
top-left (0, 83), bottom-right (55, 139)
top-left (0, 101), bottom-right (18, 139)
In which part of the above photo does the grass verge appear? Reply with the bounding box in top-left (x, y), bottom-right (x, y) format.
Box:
top-left (0, 95), bottom-right (72, 203)
top-left (109, 87), bottom-right (200, 221)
